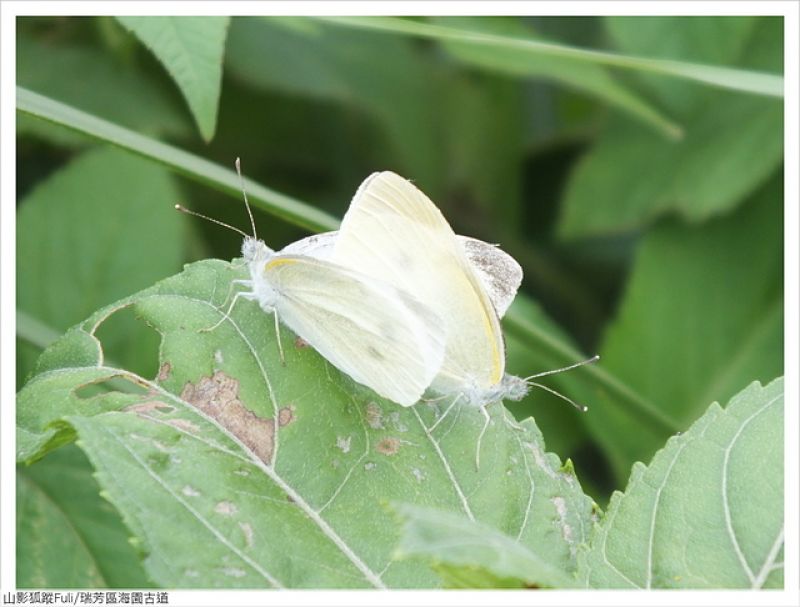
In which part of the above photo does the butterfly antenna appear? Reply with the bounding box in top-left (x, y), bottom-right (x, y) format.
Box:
top-left (235, 157), bottom-right (257, 240)
top-left (174, 204), bottom-right (250, 239)
top-left (526, 381), bottom-right (588, 413)
top-left (524, 354), bottom-right (600, 381)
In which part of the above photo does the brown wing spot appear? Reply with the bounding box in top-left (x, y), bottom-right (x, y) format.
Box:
top-left (376, 436), bottom-right (401, 456)
top-left (366, 345), bottom-right (385, 360)
top-left (180, 371), bottom-right (275, 465)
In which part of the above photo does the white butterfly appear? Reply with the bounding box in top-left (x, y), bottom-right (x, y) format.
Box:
top-left (307, 171), bottom-right (593, 466)
top-left (331, 171), bottom-right (523, 401)
top-left (179, 164), bottom-right (447, 408)
top-left (281, 231), bottom-right (522, 318)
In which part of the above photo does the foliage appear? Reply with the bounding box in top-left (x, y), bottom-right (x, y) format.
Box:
top-left (16, 15), bottom-right (784, 590)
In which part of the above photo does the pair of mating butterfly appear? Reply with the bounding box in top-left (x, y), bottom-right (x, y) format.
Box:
top-left (180, 164), bottom-right (595, 463)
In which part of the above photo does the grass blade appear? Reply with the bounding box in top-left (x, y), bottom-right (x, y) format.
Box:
top-left (16, 87), bottom-right (338, 233)
top-left (318, 17), bottom-right (782, 98)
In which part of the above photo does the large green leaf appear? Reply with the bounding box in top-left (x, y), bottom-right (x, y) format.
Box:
top-left (558, 98), bottom-right (782, 236)
top-left (17, 146), bottom-right (185, 380)
top-left (582, 176), bottom-right (783, 481)
top-left (580, 378), bottom-right (783, 588)
top-left (559, 17), bottom-right (783, 237)
top-left (225, 17), bottom-right (445, 194)
top-left (116, 17), bottom-right (230, 142)
top-left (17, 445), bottom-right (152, 588)
top-left (17, 259), bottom-right (595, 588)
top-left (605, 16), bottom-right (757, 116)
top-left (394, 503), bottom-right (584, 588)
top-left (16, 31), bottom-right (190, 144)
top-left (17, 470), bottom-right (104, 588)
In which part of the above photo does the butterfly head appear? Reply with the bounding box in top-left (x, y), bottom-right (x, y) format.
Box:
top-left (242, 236), bottom-right (273, 264)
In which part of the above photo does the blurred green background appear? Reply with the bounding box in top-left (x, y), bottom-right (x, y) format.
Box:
top-left (17, 15), bottom-right (784, 510)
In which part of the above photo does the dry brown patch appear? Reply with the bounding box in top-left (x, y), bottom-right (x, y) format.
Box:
top-left (156, 362), bottom-right (172, 382)
top-left (180, 371), bottom-right (275, 465)
top-left (124, 400), bottom-right (175, 415)
top-left (376, 437), bottom-right (401, 456)
top-left (278, 405), bottom-right (296, 427)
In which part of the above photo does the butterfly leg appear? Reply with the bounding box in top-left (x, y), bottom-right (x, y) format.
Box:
top-left (215, 278), bottom-right (251, 309)
top-left (201, 288), bottom-right (255, 333)
top-left (427, 395), bottom-right (460, 433)
top-left (475, 404), bottom-right (492, 470)
top-left (273, 309), bottom-right (285, 366)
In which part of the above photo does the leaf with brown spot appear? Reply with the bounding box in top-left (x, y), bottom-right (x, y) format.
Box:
top-left (16, 258), bottom-right (594, 589)
top-left (278, 406), bottom-right (296, 427)
top-left (181, 371), bottom-right (276, 465)
top-left (376, 437), bottom-right (401, 456)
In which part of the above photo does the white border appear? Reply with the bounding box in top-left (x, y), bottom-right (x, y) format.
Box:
top-left (3, 2), bottom-right (798, 607)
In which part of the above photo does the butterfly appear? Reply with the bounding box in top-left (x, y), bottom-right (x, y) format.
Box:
top-left (178, 162), bottom-right (447, 408)
top-left (300, 171), bottom-right (594, 466)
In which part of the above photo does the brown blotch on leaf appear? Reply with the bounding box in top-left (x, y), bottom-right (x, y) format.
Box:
top-left (215, 501), bottom-right (238, 516)
top-left (180, 371), bottom-right (275, 465)
top-left (294, 336), bottom-right (310, 349)
top-left (278, 405), bottom-right (296, 427)
top-left (239, 522), bottom-right (254, 548)
top-left (366, 402), bottom-right (384, 429)
top-left (157, 362), bottom-right (172, 382)
top-left (166, 418), bottom-right (201, 434)
top-left (376, 437), bottom-right (401, 456)
top-left (124, 400), bottom-right (175, 416)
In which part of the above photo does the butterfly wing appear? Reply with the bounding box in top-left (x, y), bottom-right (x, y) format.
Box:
top-left (262, 255), bottom-right (445, 406)
top-left (285, 232), bottom-right (522, 319)
top-left (331, 171), bottom-right (505, 395)
top-left (457, 236), bottom-right (522, 318)
top-left (279, 231), bottom-right (337, 260)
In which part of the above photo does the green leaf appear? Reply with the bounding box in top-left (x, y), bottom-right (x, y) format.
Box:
top-left (504, 295), bottom-right (590, 457)
top-left (427, 16), bottom-right (680, 138)
top-left (17, 445), bottom-right (153, 588)
top-left (580, 378), bottom-right (783, 588)
top-left (17, 470), bottom-right (104, 588)
top-left (559, 18), bottom-right (783, 237)
top-left (116, 17), bottom-right (230, 141)
top-left (394, 503), bottom-right (585, 588)
top-left (17, 259), bottom-right (595, 588)
top-left (559, 99), bottom-right (782, 236)
top-left (16, 31), bottom-right (191, 144)
top-left (17, 146), bottom-right (185, 379)
top-left (17, 87), bottom-right (339, 233)
top-left (17, 146), bottom-right (184, 329)
top-left (582, 176), bottom-right (783, 481)
top-left (317, 16), bottom-right (783, 97)
top-left (605, 16), bottom-right (757, 116)
top-left (225, 17), bottom-right (445, 194)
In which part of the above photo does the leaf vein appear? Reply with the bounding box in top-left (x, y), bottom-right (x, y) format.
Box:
top-left (722, 392), bottom-right (782, 585)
